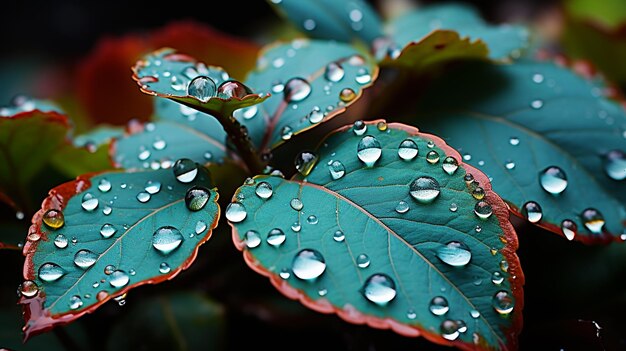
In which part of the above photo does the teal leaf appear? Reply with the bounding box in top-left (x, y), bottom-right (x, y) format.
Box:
top-left (268, 0), bottom-right (384, 44)
top-left (229, 120), bottom-right (523, 350)
top-left (106, 292), bottom-right (225, 351)
top-left (244, 39), bottom-right (378, 149)
top-left (73, 126), bottom-right (124, 149)
top-left (382, 4), bottom-right (529, 67)
top-left (133, 48), bottom-right (269, 116)
top-left (415, 60), bottom-right (626, 243)
top-left (20, 166), bottom-right (220, 338)
top-left (0, 96), bottom-right (62, 117)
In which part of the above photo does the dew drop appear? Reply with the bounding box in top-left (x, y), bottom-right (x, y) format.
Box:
top-left (398, 139), bottom-right (418, 160)
top-left (159, 262), bottom-right (171, 274)
top-left (244, 230), bottom-right (261, 248)
top-left (104, 265), bottom-right (116, 275)
top-left (307, 215), bottom-right (318, 225)
top-left (152, 226), bottom-right (184, 255)
top-left (328, 160), bottom-right (346, 180)
top-left (187, 76), bottom-right (217, 102)
top-left (81, 193), bottom-right (99, 211)
top-left (324, 62), bottom-right (345, 82)
top-left (98, 179), bottom-right (112, 192)
top-left (353, 120), bottom-right (367, 135)
top-left (539, 166), bottom-right (568, 194)
top-left (429, 296), bottom-right (449, 315)
top-left (561, 219), bottom-right (577, 241)
top-left (318, 288), bottom-right (328, 297)
top-left (442, 156), bottom-right (458, 175)
top-left (217, 80), bottom-right (251, 99)
top-left (225, 202), bottom-right (247, 223)
top-left (409, 176), bottom-right (440, 203)
top-left (376, 122), bottom-right (387, 132)
top-left (449, 203), bottom-right (458, 212)
top-left (69, 295), bottom-right (83, 310)
top-left (234, 105), bottom-right (258, 120)
top-left (441, 320), bottom-right (459, 341)
top-left (281, 126), bottom-right (293, 140)
top-left (406, 309), bottom-right (417, 320)
top-left (110, 270), bottom-right (130, 288)
top-left (472, 187), bottom-right (485, 200)
top-left (474, 201), bottom-right (493, 219)
top-left (339, 88), bottom-right (356, 103)
top-left (530, 99), bottom-right (543, 109)
top-left (292, 249), bottom-right (326, 280)
top-left (426, 150), bottom-right (440, 164)
top-left (470, 309), bottom-right (481, 319)
top-left (295, 151), bottom-right (318, 176)
top-left (136, 192), bottom-right (151, 203)
top-left (284, 77), bottom-right (312, 103)
top-left (18, 280), bottom-right (39, 298)
top-left (581, 208), bottom-right (605, 234)
top-left (457, 320), bottom-right (468, 333)
top-left (152, 139), bottom-right (166, 150)
top-left (492, 271), bottom-right (504, 285)
top-left (267, 228), bottom-right (286, 246)
top-left (290, 198), bottom-right (304, 211)
top-left (279, 268), bottom-right (290, 279)
top-left (355, 68), bottom-right (372, 84)
top-left (357, 135), bottom-right (382, 167)
top-left (74, 249), bottom-right (98, 269)
top-left (185, 186), bottom-right (211, 211)
top-left (509, 137), bottom-right (520, 146)
top-left (604, 150), bottom-right (626, 180)
top-left (436, 241), bottom-right (471, 267)
top-left (492, 290), bottom-right (514, 314)
top-left (39, 262), bottom-right (65, 282)
top-left (532, 73), bottom-right (544, 83)
top-left (255, 182), bottom-right (273, 199)
top-left (395, 201), bottom-right (410, 214)
top-left (356, 254), bottom-right (370, 268)
top-left (523, 201), bottom-right (542, 223)
top-left (500, 260), bottom-right (509, 272)
top-left (333, 230), bottom-right (345, 242)
top-left (54, 234), bottom-right (68, 249)
top-left (308, 106), bottom-right (324, 124)
top-left (195, 221), bottom-right (207, 234)
top-left (505, 160), bottom-right (516, 170)
top-left (362, 273), bottom-right (396, 305)
top-left (173, 159), bottom-right (198, 183)
top-left (144, 181), bottom-right (161, 195)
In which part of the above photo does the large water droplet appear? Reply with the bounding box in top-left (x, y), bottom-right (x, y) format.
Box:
top-left (357, 135), bottom-right (382, 167)
top-left (152, 226), bottom-right (184, 255)
top-left (581, 208), bottom-right (605, 234)
top-left (217, 80), bottom-right (250, 99)
top-left (244, 230), bottom-right (261, 248)
top-left (328, 160), bottom-right (346, 180)
top-left (290, 198), bottom-right (304, 211)
top-left (436, 242), bottom-right (471, 267)
top-left (185, 186), bottom-right (211, 211)
top-left (54, 234), bottom-right (68, 249)
top-left (173, 159), bottom-right (198, 183)
top-left (362, 273), bottom-right (396, 305)
top-left (492, 290), bottom-right (514, 314)
top-left (539, 166), bottom-right (568, 194)
top-left (98, 179), bottom-right (112, 192)
top-left (324, 62), bottom-right (344, 82)
top-left (100, 223), bottom-right (117, 238)
top-left (292, 249), bottom-right (326, 280)
top-left (604, 150), bottom-right (626, 180)
top-left (144, 181), bottom-right (161, 195)
top-left (474, 201), bottom-right (493, 219)
top-left (136, 192), bottom-right (151, 203)
top-left (295, 151), bottom-right (318, 176)
top-left (356, 254), bottom-right (370, 268)
top-left (395, 201), bottom-right (409, 214)
top-left (74, 249), bottom-right (98, 269)
top-left (339, 88), bottom-right (356, 102)
top-left (69, 295), bottom-right (83, 310)
top-left (333, 230), bottom-right (345, 242)
top-left (18, 280), bottom-right (39, 298)
top-left (81, 193), bottom-right (99, 211)
top-left (523, 201), bottom-right (542, 223)
top-left (440, 320), bottom-right (459, 341)
top-left (353, 120), bottom-right (367, 135)
top-left (267, 228), bottom-right (286, 246)
top-left (409, 176), bottom-right (440, 203)
top-left (429, 296), bottom-right (449, 315)
top-left (43, 209), bottom-right (64, 229)
top-left (284, 77), bottom-right (311, 103)
top-left (39, 262), bottom-right (65, 282)
top-left (426, 150), bottom-right (440, 164)
top-left (561, 219), bottom-right (577, 241)
top-left (110, 270), bottom-right (130, 288)
top-left (442, 156), bottom-right (459, 175)
top-left (254, 182), bottom-right (273, 199)
top-left (187, 76), bottom-right (216, 102)
top-left (225, 202), bottom-right (247, 223)
top-left (398, 139), bottom-right (418, 160)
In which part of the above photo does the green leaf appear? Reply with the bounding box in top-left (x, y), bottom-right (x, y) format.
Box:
top-left (415, 60), bottom-right (626, 243)
top-left (244, 39), bottom-right (378, 149)
top-left (228, 121), bottom-right (523, 350)
top-left (20, 166), bottom-right (220, 338)
top-left (133, 48), bottom-right (269, 116)
top-left (381, 3), bottom-right (528, 70)
top-left (106, 292), bottom-right (225, 351)
top-left (565, 0), bottom-right (626, 29)
top-left (268, 0), bottom-right (384, 44)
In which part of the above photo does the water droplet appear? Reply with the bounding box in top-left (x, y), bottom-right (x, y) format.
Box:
top-left (505, 160), bottom-right (516, 170)
top-left (523, 201), bottom-right (542, 223)
top-left (280, 126), bottom-right (293, 140)
top-left (428, 296), bottom-right (449, 315)
top-left (441, 156), bottom-right (459, 175)
top-left (395, 201), bottom-right (410, 214)
top-left (357, 135), bottom-right (382, 167)
top-left (464, 174), bottom-right (474, 184)
top-left (129, 269), bottom-right (136, 276)
top-left (333, 230), bottom-right (345, 242)
top-left (290, 198), bottom-right (303, 211)
top-left (110, 270), bottom-right (130, 288)
top-left (39, 262), bottom-right (65, 282)
top-left (284, 78), bottom-right (311, 103)
top-left (138, 149), bottom-right (150, 161)
top-left (509, 137), bottom-right (520, 146)
top-left (456, 320), bottom-right (468, 333)
top-left (152, 226), bottom-right (184, 255)
top-left (144, 181), bottom-right (161, 195)
top-left (195, 220), bottom-right (207, 234)
top-left (267, 228), bottom-right (286, 246)
top-left (339, 88), bottom-right (356, 103)
top-left (185, 186), bottom-right (211, 211)
top-left (279, 268), bottom-right (290, 279)
top-left (604, 150), bottom-right (626, 180)
top-left (530, 99), bottom-right (543, 109)
top-left (398, 139), bottom-right (418, 160)
top-left (470, 310), bottom-right (481, 319)
top-left (492, 271), bottom-right (504, 285)
top-left (173, 159), bottom-right (198, 183)
top-left (217, 80), bottom-right (251, 99)
top-left (426, 150), bottom-right (440, 164)
top-left (104, 265), bottom-right (116, 275)
top-left (318, 288), bottom-right (328, 296)
top-left (159, 262), bottom-right (171, 274)
top-left (225, 202), bottom-right (247, 223)
top-left (153, 139), bottom-right (166, 150)
top-left (307, 106), bottom-right (324, 124)
top-left (324, 62), bottom-right (344, 82)
top-left (356, 254), bottom-right (370, 268)
top-left (81, 193), bottom-right (99, 211)
top-left (449, 203), bottom-right (458, 212)
top-left (532, 73), bottom-right (544, 83)
top-left (437, 241), bottom-right (471, 267)
top-left (245, 230), bottom-right (261, 248)
top-left (54, 234), bottom-right (68, 248)
top-left (406, 309), bottom-right (417, 320)
top-left (581, 208), bottom-right (605, 234)
top-left (234, 105), bottom-right (258, 120)
top-left (362, 273), bottom-right (396, 305)
top-left (409, 176), bottom-right (440, 203)
top-left (328, 160), bottom-right (346, 180)
top-left (353, 120), bottom-right (367, 135)
top-left (295, 151), bottom-right (318, 176)
top-left (187, 76), bottom-right (217, 102)
top-left (463, 153), bottom-right (472, 161)
top-left (561, 219), bottom-right (577, 241)
top-left (98, 179), bottom-right (112, 192)
top-left (441, 320), bottom-right (459, 341)
top-left (472, 187), bottom-right (485, 200)
top-left (307, 215), bottom-right (318, 225)
top-left (69, 295), bottom-right (83, 310)
top-left (136, 192), bottom-right (151, 203)
top-left (303, 18), bottom-right (316, 30)
top-left (474, 201), bottom-right (493, 219)
top-left (492, 290), bottom-right (514, 314)
top-left (539, 166), bottom-right (568, 194)
top-left (19, 280), bottom-right (39, 298)
top-left (500, 260), bottom-right (509, 272)
top-left (355, 68), bottom-right (372, 84)
top-left (292, 249), bottom-right (326, 280)
top-left (253, 182), bottom-right (273, 199)
top-left (74, 249), bottom-right (98, 269)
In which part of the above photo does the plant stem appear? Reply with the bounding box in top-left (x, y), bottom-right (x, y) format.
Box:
top-left (53, 327), bottom-right (82, 351)
top-left (221, 115), bottom-right (265, 175)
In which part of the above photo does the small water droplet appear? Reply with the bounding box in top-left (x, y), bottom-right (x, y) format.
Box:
top-left (472, 187), bottom-right (485, 200)
top-left (295, 151), bottom-right (318, 176)
top-left (98, 179), bottom-right (112, 192)
top-left (19, 280), bottom-right (39, 298)
top-left (290, 198), bottom-right (303, 211)
top-left (104, 265), bottom-right (116, 275)
top-left (355, 68), bottom-right (372, 84)
top-left (292, 249), bottom-right (326, 280)
top-left (267, 228), bottom-right (286, 246)
top-left (509, 137), bottom-right (520, 146)
top-left (98, 223), bottom-right (117, 239)
top-left (333, 230), bottom-right (345, 242)
top-left (152, 226), bottom-right (184, 255)
top-left (225, 202), bottom-right (247, 223)
top-left (328, 160), bottom-right (346, 180)
top-left (279, 268), bottom-right (290, 279)
top-left (442, 156), bottom-right (458, 175)
top-left (530, 99), bottom-right (543, 109)
top-left (187, 76), bottom-right (217, 102)
top-left (280, 126), bottom-right (293, 140)
top-left (474, 201), bottom-right (493, 219)
top-left (604, 150), bottom-right (626, 180)
top-left (144, 181), bottom-right (161, 195)
top-left (254, 182), bottom-right (273, 199)
top-left (152, 139), bottom-right (166, 150)
top-left (395, 200), bottom-right (410, 214)
top-left (54, 234), bottom-right (68, 249)
top-left (159, 262), bottom-right (171, 274)
top-left (441, 320), bottom-right (459, 341)
top-left (532, 73), bottom-right (544, 83)
top-left (136, 192), bottom-right (151, 203)
top-left (505, 160), bottom-right (516, 170)
top-left (81, 193), bottom-right (99, 211)
top-left (284, 77), bottom-right (312, 103)
top-left (429, 296), bottom-right (449, 315)
top-left (303, 18), bottom-right (316, 31)
top-left (74, 249), bottom-right (98, 269)
top-left (492, 290), bottom-right (514, 314)
top-left (362, 273), bottom-right (396, 305)
top-left (492, 271), bottom-right (504, 284)
top-left (185, 186), bottom-right (211, 211)
top-left (244, 230), bottom-right (261, 248)
top-left (561, 219), bottom-right (577, 241)
top-left (234, 105), bottom-right (258, 120)
top-left (138, 149), bottom-right (150, 161)
top-left (539, 166), bottom-right (568, 194)
top-left (398, 139), bottom-right (418, 160)
top-left (464, 174), bottom-right (474, 184)
top-left (353, 120), bottom-right (367, 135)
top-left (308, 106), bottom-right (324, 124)
top-left (426, 150), bottom-right (440, 164)
top-left (376, 121), bottom-right (387, 131)
top-left (470, 309), bottom-right (481, 319)
top-left (409, 176), bottom-right (440, 203)
top-left (110, 270), bottom-right (130, 288)
top-left (500, 260), bottom-right (509, 272)
top-left (39, 262), bottom-right (65, 282)
top-left (307, 215), bottom-right (318, 225)
top-left (523, 201), bottom-right (542, 223)
top-left (195, 220), bottom-right (207, 234)
top-left (437, 242), bottom-right (471, 267)
top-left (69, 295), bottom-right (83, 310)
top-left (103, 206), bottom-right (112, 216)
top-left (173, 159), bottom-right (198, 183)
top-left (406, 309), bottom-right (417, 320)
top-left (356, 254), bottom-right (370, 268)
top-left (357, 135), bottom-right (382, 167)
top-left (457, 320), bottom-right (468, 333)
top-left (324, 62), bottom-right (344, 82)
top-left (581, 208), bottom-right (605, 234)
top-left (339, 88), bottom-right (356, 103)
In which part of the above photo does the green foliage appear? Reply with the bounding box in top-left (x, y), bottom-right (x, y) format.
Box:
top-left (415, 60), bottom-right (626, 243)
